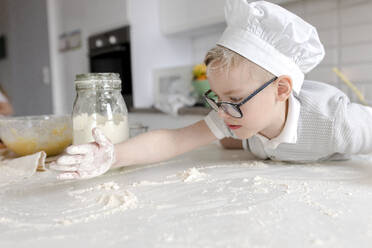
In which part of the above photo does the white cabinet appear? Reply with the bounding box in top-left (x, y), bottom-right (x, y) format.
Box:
top-left (159, 0), bottom-right (226, 35)
top-left (159, 0), bottom-right (301, 36)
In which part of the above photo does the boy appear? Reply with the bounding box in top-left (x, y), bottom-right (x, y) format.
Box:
top-left (50, 0), bottom-right (372, 180)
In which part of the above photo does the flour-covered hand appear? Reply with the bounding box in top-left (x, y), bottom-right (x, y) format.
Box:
top-left (50, 128), bottom-right (116, 180)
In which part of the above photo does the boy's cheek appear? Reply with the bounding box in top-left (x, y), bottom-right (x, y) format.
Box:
top-left (243, 102), bottom-right (274, 121)
top-left (241, 100), bottom-right (270, 117)
top-left (241, 111), bottom-right (267, 127)
top-left (239, 113), bottom-right (272, 137)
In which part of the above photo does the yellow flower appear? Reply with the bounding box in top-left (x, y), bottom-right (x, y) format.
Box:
top-left (192, 63), bottom-right (207, 80)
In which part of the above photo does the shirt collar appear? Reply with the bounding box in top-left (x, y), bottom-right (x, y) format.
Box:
top-left (255, 93), bottom-right (300, 149)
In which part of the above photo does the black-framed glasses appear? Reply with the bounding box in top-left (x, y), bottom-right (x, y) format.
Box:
top-left (204, 76), bottom-right (278, 118)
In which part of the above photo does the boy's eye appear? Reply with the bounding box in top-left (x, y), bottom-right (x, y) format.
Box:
top-left (213, 94), bottom-right (240, 102)
top-left (229, 97), bottom-right (242, 102)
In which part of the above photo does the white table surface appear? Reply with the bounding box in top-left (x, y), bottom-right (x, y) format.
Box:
top-left (1, 113), bottom-right (372, 247)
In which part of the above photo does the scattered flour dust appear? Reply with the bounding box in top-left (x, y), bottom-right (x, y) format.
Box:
top-left (131, 167), bottom-right (208, 187)
top-left (57, 181), bottom-right (138, 226)
top-left (178, 167), bottom-right (207, 182)
top-left (241, 161), bottom-right (268, 168)
top-left (96, 181), bottom-right (120, 191)
top-left (130, 162), bottom-right (265, 187)
top-left (131, 179), bottom-right (177, 187)
top-left (96, 190), bottom-right (137, 210)
top-left (58, 168), bottom-right (207, 226)
top-left (200, 160), bottom-right (268, 170)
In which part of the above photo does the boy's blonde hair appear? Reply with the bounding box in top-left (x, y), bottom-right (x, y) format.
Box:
top-left (204, 45), bottom-right (274, 82)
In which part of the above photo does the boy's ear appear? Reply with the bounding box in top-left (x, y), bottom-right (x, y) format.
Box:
top-left (275, 75), bottom-right (292, 102)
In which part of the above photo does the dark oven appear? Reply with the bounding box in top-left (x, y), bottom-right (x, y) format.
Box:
top-left (89, 26), bottom-right (133, 109)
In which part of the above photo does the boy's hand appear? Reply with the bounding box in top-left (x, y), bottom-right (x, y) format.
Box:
top-left (50, 128), bottom-right (116, 180)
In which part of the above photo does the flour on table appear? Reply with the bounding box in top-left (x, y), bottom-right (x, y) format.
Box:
top-left (131, 179), bottom-right (178, 187)
top-left (311, 239), bottom-right (325, 246)
top-left (96, 190), bottom-right (137, 209)
top-left (200, 160), bottom-right (268, 170)
top-left (178, 167), bottom-right (207, 182)
top-left (301, 195), bottom-right (342, 218)
top-left (57, 181), bottom-right (137, 226)
top-left (96, 181), bottom-right (120, 190)
top-left (68, 181), bottom-right (120, 196)
top-left (253, 176), bottom-right (264, 184)
top-left (241, 160), bottom-right (268, 168)
top-left (131, 167), bottom-right (208, 186)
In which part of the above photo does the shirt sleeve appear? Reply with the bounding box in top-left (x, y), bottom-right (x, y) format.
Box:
top-left (204, 110), bottom-right (234, 139)
top-left (334, 96), bottom-right (372, 155)
top-left (242, 139), bottom-right (249, 151)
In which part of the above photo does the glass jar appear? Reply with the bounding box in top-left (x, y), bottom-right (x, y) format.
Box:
top-left (72, 73), bottom-right (129, 145)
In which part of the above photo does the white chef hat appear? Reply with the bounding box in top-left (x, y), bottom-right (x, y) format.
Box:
top-left (217, 0), bottom-right (325, 95)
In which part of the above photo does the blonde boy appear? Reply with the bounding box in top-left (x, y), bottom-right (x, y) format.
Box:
top-left (51, 0), bottom-right (372, 180)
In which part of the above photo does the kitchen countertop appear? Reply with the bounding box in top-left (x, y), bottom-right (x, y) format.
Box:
top-left (1, 143), bottom-right (372, 247)
top-left (129, 106), bottom-right (210, 116)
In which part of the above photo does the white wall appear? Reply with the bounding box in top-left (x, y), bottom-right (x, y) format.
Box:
top-left (128, 0), bottom-right (193, 108)
top-left (283, 0), bottom-right (372, 103)
top-left (47, 0), bottom-right (129, 114)
top-left (191, 28), bottom-right (225, 65)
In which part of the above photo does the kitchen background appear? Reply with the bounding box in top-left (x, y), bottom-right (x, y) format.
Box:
top-left (0, 0), bottom-right (371, 116)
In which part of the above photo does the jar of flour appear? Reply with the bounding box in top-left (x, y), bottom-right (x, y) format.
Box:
top-left (72, 73), bottom-right (129, 145)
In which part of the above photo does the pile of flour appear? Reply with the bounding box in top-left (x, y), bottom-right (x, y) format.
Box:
top-left (57, 181), bottom-right (138, 226)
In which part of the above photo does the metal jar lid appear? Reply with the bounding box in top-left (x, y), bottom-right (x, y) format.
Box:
top-left (75, 73), bottom-right (121, 90)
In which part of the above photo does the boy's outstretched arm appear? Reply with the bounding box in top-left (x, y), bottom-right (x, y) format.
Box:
top-left (50, 120), bottom-right (217, 180)
top-left (112, 120), bottom-right (217, 168)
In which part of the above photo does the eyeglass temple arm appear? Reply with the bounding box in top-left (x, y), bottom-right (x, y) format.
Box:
top-left (204, 89), bottom-right (212, 97)
top-left (238, 77), bottom-right (278, 106)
